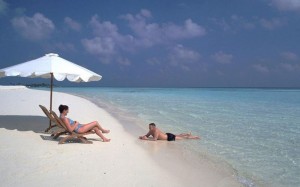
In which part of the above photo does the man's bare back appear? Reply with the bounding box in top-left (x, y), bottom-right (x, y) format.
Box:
top-left (139, 123), bottom-right (200, 141)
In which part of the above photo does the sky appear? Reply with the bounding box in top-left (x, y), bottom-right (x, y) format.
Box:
top-left (0, 0), bottom-right (299, 87)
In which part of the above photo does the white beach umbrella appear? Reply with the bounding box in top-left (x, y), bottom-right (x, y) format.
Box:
top-left (0, 53), bottom-right (102, 131)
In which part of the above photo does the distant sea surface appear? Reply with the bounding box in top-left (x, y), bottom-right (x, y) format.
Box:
top-left (49, 87), bottom-right (300, 187)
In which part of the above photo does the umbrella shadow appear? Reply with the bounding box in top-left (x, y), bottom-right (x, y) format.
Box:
top-left (0, 115), bottom-right (102, 143)
top-left (0, 115), bottom-right (49, 133)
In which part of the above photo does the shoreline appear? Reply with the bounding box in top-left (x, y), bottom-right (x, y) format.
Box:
top-left (0, 86), bottom-right (242, 186)
top-left (56, 88), bottom-right (250, 186)
top-left (73, 90), bottom-right (264, 187)
top-left (67, 87), bottom-right (268, 187)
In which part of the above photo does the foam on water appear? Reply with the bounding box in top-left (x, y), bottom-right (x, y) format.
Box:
top-left (53, 87), bottom-right (300, 187)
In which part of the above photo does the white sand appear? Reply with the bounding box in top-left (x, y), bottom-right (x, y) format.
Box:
top-left (0, 86), bottom-right (241, 187)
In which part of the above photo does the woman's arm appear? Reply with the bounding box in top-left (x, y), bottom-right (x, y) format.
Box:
top-left (62, 118), bottom-right (78, 132)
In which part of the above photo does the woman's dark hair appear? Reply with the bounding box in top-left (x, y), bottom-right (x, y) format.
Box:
top-left (58, 105), bottom-right (69, 113)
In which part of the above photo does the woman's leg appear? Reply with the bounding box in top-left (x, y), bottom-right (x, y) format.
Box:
top-left (92, 121), bottom-right (110, 133)
top-left (81, 121), bottom-right (109, 133)
top-left (77, 122), bottom-right (110, 142)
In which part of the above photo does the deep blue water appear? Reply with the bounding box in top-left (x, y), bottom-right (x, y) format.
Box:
top-left (50, 87), bottom-right (300, 187)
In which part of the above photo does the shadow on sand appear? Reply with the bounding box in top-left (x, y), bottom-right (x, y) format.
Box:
top-left (0, 115), bottom-right (49, 133)
top-left (0, 115), bottom-right (101, 144)
top-left (39, 134), bottom-right (101, 144)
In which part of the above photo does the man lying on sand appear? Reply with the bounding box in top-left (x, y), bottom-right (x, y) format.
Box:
top-left (59, 104), bottom-right (111, 142)
top-left (139, 123), bottom-right (200, 141)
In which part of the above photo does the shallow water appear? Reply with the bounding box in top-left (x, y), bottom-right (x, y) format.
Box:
top-left (52, 87), bottom-right (300, 187)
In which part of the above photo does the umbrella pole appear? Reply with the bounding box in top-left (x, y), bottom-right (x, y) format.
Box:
top-left (50, 73), bottom-right (53, 112)
top-left (45, 73), bottom-right (54, 132)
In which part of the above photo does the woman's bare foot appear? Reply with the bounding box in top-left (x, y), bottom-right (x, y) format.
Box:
top-left (103, 138), bottom-right (111, 142)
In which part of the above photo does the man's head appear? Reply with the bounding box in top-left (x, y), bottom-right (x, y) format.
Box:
top-left (149, 123), bottom-right (156, 130)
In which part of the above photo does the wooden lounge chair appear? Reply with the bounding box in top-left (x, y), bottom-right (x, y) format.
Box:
top-left (50, 111), bottom-right (95, 144)
top-left (39, 105), bottom-right (67, 138)
top-left (39, 105), bottom-right (58, 132)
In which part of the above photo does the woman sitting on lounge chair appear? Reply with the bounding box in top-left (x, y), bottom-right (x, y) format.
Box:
top-left (59, 104), bottom-right (111, 142)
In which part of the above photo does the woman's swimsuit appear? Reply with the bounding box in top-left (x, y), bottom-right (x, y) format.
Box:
top-left (166, 133), bottom-right (176, 141)
top-left (69, 119), bottom-right (83, 133)
top-left (61, 116), bottom-right (83, 133)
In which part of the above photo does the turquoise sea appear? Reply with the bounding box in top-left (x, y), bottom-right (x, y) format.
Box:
top-left (52, 87), bottom-right (300, 187)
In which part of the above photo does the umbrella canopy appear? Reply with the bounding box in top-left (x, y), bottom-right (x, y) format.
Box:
top-left (0, 53), bottom-right (102, 131)
top-left (0, 53), bottom-right (101, 82)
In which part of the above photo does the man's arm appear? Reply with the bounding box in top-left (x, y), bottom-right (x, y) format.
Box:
top-left (139, 130), bottom-right (159, 141)
top-left (139, 130), bottom-right (151, 140)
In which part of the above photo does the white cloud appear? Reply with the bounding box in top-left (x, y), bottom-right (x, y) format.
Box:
top-left (11, 13), bottom-right (55, 41)
top-left (211, 51), bottom-right (233, 64)
top-left (90, 15), bottom-right (119, 37)
top-left (165, 19), bottom-right (206, 40)
top-left (121, 9), bottom-right (206, 47)
top-left (81, 37), bottom-right (116, 56)
top-left (259, 18), bottom-right (285, 30)
top-left (231, 15), bottom-right (256, 30)
top-left (64, 17), bottom-right (81, 31)
top-left (0, 0), bottom-right (8, 15)
top-left (270, 0), bottom-right (300, 11)
top-left (212, 15), bottom-right (286, 32)
top-left (168, 44), bottom-right (201, 70)
top-left (43, 42), bottom-right (76, 53)
top-left (147, 57), bottom-right (161, 65)
top-left (54, 42), bottom-right (76, 52)
top-left (279, 63), bottom-right (300, 71)
top-left (140, 9), bottom-right (152, 18)
top-left (211, 15), bottom-right (256, 32)
top-left (212, 18), bottom-right (231, 31)
top-left (81, 15), bottom-right (134, 63)
top-left (281, 52), bottom-right (298, 61)
top-left (117, 57), bottom-right (131, 66)
top-left (82, 10), bottom-right (205, 64)
top-left (86, 15), bottom-right (136, 52)
top-left (253, 64), bottom-right (270, 73)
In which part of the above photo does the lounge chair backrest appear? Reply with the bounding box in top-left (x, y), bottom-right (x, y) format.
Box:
top-left (39, 105), bottom-right (57, 123)
top-left (50, 111), bottom-right (69, 131)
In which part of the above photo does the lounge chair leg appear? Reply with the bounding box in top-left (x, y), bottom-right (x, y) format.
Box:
top-left (53, 131), bottom-right (67, 139)
top-left (79, 137), bottom-right (93, 144)
top-left (45, 126), bottom-right (51, 132)
top-left (58, 136), bottom-right (71, 144)
top-left (45, 124), bottom-right (57, 132)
